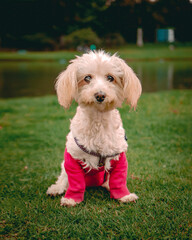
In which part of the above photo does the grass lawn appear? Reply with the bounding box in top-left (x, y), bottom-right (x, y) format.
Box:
top-left (0, 44), bottom-right (192, 62)
top-left (0, 90), bottom-right (191, 239)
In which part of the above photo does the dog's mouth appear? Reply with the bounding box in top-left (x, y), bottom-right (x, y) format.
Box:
top-left (94, 98), bottom-right (117, 111)
top-left (79, 98), bottom-right (116, 112)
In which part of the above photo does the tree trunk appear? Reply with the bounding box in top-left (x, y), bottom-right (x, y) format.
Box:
top-left (137, 28), bottom-right (143, 47)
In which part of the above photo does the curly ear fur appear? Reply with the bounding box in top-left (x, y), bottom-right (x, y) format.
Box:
top-left (55, 61), bottom-right (77, 109)
top-left (120, 58), bottom-right (142, 110)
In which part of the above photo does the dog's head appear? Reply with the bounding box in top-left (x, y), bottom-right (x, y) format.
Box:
top-left (56, 50), bottom-right (142, 111)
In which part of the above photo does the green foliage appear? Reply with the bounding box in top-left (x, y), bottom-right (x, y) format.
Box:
top-left (60, 28), bottom-right (101, 50)
top-left (102, 32), bottom-right (126, 47)
top-left (1, 0), bottom-right (192, 50)
top-left (0, 90), bottom-right (191, 239)
top-left (22, 33), bottom-right (57, 50)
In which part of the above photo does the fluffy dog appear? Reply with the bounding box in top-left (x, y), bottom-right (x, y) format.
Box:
top-left (47, 50), bottom-right (142, 206)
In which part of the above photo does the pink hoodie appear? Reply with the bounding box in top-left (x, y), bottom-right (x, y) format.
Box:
top-left (64, 149), bottom-right (130, 203)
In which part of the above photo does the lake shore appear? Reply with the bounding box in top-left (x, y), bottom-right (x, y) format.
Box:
top-left (0, 44), bottom-right (192, 62)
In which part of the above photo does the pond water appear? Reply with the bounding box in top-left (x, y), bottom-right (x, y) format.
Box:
top-left (0, 60), bottom-right (191, 98)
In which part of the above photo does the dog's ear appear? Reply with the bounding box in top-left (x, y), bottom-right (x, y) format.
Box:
top-left (120, 59), bottom-right (142, 110)
top-left (55, 61), bottom-right (77, 109)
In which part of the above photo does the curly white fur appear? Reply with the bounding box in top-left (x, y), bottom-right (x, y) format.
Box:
top-left (47, 50), bottom-right (141, 206)
top-left (46, 161), bottom-right (68, 196)
top-left (119, 193), bottom-right (139, 203)
top-left (60, 197), bottom-right (78, 207)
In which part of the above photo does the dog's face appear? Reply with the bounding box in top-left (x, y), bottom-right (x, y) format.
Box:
top-left (56, 51), bottom-right (142, 111)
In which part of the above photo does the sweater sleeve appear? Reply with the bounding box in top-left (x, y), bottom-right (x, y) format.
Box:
top-left (64, 149), bottom-right (86, 203)
top-left (109, 152), bottom-right (130, 199)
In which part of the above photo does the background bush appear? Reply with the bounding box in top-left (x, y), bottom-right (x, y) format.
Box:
top-left (1, 33), bottom-right (57, 51)
top-left (102, 33), bottom-right (126, 47)
top-left (60, 28), bottom-right (101, 50)
top-left (22, 33), bottom-right (57, 51)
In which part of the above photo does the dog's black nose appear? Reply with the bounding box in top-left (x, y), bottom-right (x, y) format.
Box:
top-left (94, 91), bottom-right (106, 103)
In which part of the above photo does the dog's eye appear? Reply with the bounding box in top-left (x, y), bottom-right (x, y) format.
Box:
top-left (84, 75), bottom-right (92, 83)
top-left (107, 75), bottom-right (114, 82)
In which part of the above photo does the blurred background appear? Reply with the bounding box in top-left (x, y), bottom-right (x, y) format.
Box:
top-left (0, 0), bottom-right (192, 98)
top-left (1, 0), bottom-right (192, 49)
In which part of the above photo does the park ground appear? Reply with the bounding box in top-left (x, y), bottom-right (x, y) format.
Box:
top-left (0, 89), bottom-right (191, 239)
top-left (0, 44), bottom-right (192, 238)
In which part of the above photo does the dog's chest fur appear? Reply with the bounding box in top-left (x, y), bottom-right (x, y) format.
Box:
top-left (66, 106), bottom-right (128, 169)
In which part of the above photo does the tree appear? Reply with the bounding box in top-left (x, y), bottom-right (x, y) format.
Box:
top-left (105, 0), bottom-right (192, 44)
top-left (105, 0), bottom-right (156, 46)
top-left (0, 0), bottom-right (191, 49)
top-left (152, 0), bottom-right (192, 42)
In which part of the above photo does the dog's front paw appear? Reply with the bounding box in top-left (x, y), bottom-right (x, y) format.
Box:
top-left (119, 193), bottom-right (138, 203)
top-left (46, 184), bottom-right (66, 196)
top-left (60, 197), bottom-right (78, 207)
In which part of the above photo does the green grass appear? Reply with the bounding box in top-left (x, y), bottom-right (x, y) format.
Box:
top-left (115, 44), bottom-right (192, 61)
top-left (0, 51), bottom-right (78, 62)
top-left (0, 90), bottom-right (191, 239)
top-left (0, 44), bottom-right (192, 62)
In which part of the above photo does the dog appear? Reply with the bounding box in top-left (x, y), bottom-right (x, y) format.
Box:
top-left (47, 50), bottom-right (142, 206)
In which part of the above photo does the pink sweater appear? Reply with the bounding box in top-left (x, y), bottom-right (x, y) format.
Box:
top-left (64, 149), bottom-right (130, 203)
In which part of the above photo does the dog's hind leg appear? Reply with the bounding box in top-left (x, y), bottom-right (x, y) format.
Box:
top-left (46, 161), bottom-right (68, 196)
top-left (101, 172), bottom-right (110, 191)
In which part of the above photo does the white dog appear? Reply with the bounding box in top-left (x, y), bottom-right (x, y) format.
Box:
top-left (47, 50), bottom-right (142, 207)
